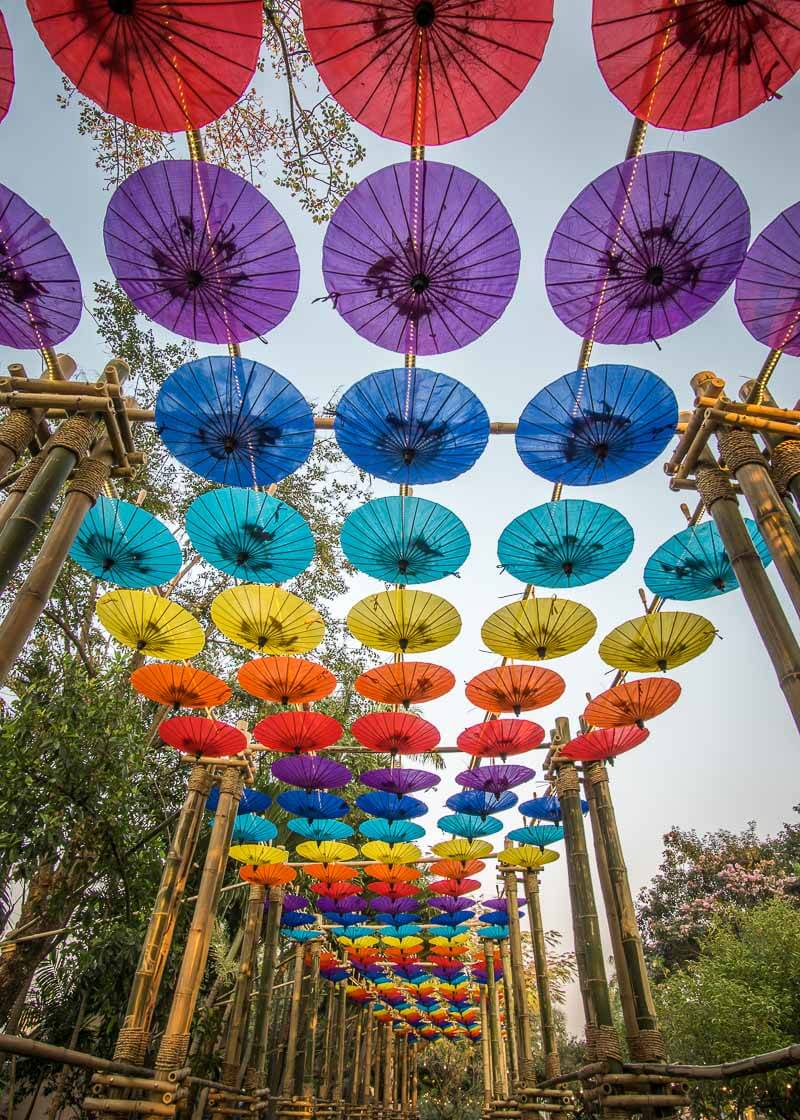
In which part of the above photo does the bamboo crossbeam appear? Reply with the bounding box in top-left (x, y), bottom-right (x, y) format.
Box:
top-left (625, 1044), bottom-right (800, 1081)
top-left (0, 1033), bottom-right (155, 1076)
top-left (83, 1099), bottom-right (175, 1116)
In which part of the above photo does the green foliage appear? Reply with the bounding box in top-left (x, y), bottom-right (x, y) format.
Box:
top-left (418, 1039), bottom-right (483, 1120)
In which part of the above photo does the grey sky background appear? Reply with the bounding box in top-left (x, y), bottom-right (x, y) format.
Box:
top-left (2, 3), bottom-right (799, 1028)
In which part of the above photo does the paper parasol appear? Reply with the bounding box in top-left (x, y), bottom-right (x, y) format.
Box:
top-left (302, 0), bottom-right (553, 145)
top-left (735, 201), bottom-right (800, 357)
top-left (239, 656), bottom-right (336, 707)
top-left (481, 598), bottom-right (597, 661)
top-left (241, 863), bottom-right (297, 887)
top-left (351, 711), bottom-right (440, 756)
top-left (437, 813), bottom-right (502, 840)
top-left (159, 715), bottom-right (246, 758)
top-left (105, 161), bottom-right (298, 344)
top-left (28, 0), bottom-right (262, 132)
top-left (253, 710), bottom-right (343, 754)
top-left (456, 764), bottom-right (534, 795)
top-left (360, 768), bottom-right (440, 796)
top-left (599, 611), bottom-right (717, 672)
top-left (516, 365), bottom-right (678, 486)
top-left (296, 839), bottom-right (358, 864)
top-left (364, 863), bottom-right (422, 882)
top-left (645, 519), bottom-right (771, 601)
top-left (583, 678), bottom-right (681, 729)
top-left (361, 841), bottom-right (421, 865)
top-left (307, 864), bottom-right (360, 885)
top-left (271, 755), bottom-right (352, 791)
top-left (0, 182), bottom-right (82, 349)
top-left (334, 367), bottom-right (489, 484)
top-left (341, 496), bottom-right (469, 584)
top-left (561, 725), bottom-right (649, 763)
top-left (288, 818), bottom-right (354, 842)
top-left (322, 162), bottom-right (520, 355)
top-left (430, 856), bottom-right (485, 880)
top-left (431, 838), bottom-right (493, 861)
top-left (457, 719), bottom-right (545, 759)
top-left (356, 663), bottom-right (454, 709)
top-left (497, 845), bottom-right (559, 870)
top-left (347, 589), bottom-right (460, 653)
top-left (131, 663), bottom-right (231, 710)
top-left (0, 14), bottom-right (13, 123)
top-left (592, 0), bottom-right (800, 132)
top-left (232, 815), bottom-right (278, 845)
top-left (211, 585), bottom-right (324, 654)
top-left (208, 787), bottom-right (271, 815)
top-left (508, 824), bottom-right (564, 848)
top-left (360, 819), bottom-right (425, 844)
top-left (519, 794), bottom-right (588, 822)
top-left (429, 878), bottom-right (481, 897)
top-left (356, 792), bottom-right (428, 821)
top-left (277, 790), bottom-right (349, 820)
top-left (498, 499), bottom-right (633, 588)
top-left (370, 881), bottom-right (420, 898)
top-left (70, 496), bottom-right (181, 588)
top-left (446, 790), bottom-right (518, 817)
top-left (97, 590), bottom-right (204, 659)
top-left (465, 665), bottom-right (564, 716)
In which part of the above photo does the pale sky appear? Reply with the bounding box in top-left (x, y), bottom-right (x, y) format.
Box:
top-left (2, 4), bottom-right (799, 1029)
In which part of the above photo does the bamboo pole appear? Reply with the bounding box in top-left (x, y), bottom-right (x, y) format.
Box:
top-left (318, 986), bottom-right (336, 1101)
top-left (350, 1006), bottom-right (365, 1105)
top-left (219, 883), bottom-right (266, 1091)
top-left (502, 865), bottom-right (534, 1083)
top-left (479, 988), bottom-right (493, 1112)
top-left (499, 940), bottom-right (521, 1089)
top-left (333, 982), bottom-right (348, 1106)
top-left (484, 947), bottom-right (508, 1099)
top-left (410, 1044), bottom-right (418, 1119)
top-left (301, 943), bottom-right (322, 1102)
top-left (279, 942), bottom-right (306, 1099)
top-left (248, 886), bottom-right (284, 1088)
top-left (522, 872), bottom-right (560, 1080)
top-left (382, 1025), bottom-right (394, 1116)
top-left (0, 357), bottom-right (73, 478)
top-left (399, 1034), bottom-right (409, 1117)
top-left (360, 1004), bottom-right (374, 1109)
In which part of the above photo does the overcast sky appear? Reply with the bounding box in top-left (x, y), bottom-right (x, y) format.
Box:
top-left (2, 4), bottom-right (799, 1028)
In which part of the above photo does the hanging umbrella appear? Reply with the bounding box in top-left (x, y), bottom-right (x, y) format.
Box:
top-left (276, 790), bottom-right (350, 820)
top-left (186, 488), bottom-right (314, 584)
top-left (307, 864), bottom-right (360, 885)
top-left (561, 725), bottom-right (649, 763)
top-left (498, 499), bottom-right (634, 588)
top-left (0, 14), bottom-right (13, 123)
top-left (208, 787), bottom-right (271, 815)
top-left (159, 715), bottom-right (246, 758)
top-left (318, 896), bottom-right (366, 914)
top-left (370, 881), bottom-right (421, 898)
top-left (431, 838), bottom-right (493, 860)
top-left (429, 852), bottom-right (486, 878)
top-left (282, 928), bottom-right (323, 943)
top-left (508, 824), bottom-right (564, 848)
top-left (253, 710), bottom-right (343, 754)
top-left (347, 589), bottom-right (460, 653)
top-left (456, 719), bottom-right (545, 759)
top-left (497, 846), bottom-right (559, 871)
top-left (296, 839), bottom-right (358, 864)
top-left (362, 841), bottom-right (421, 865)
top-left (356, 663), bottom-right (454, 709)
top-left (156, 356), bottom-right (313, 487)
top-left (437, 813), bottom-right (503, 840)
top-left (446, 790), bottom-right (518, 817)
top-left (465, 665), bottom-right (564, 716)
top-left (302, 0), bottom-right (553, 146)
top-left (271, 755), bottom-right (352, 791)
top-left (356, 792), bottom-right (428, 821)
top-left (583, 678), bottom-right (682, 729)
top-left (0, 183), bottom-right (82, 349)
top-left (364, 863), bottom-right (422, 882)
top-left (481, 597), bottom-right (597, 660)
top-left (341, 495), bottom-right (469, 584)
top-left (334, 367), bottom-right (489, 484)
top-left (241, 863), bottom-right (297, 887)
top-left (211, 585), bottom-right (324, 654)
top-left (232, 815), bottom-right (278, 845)
top-left (518, 793), bottom-right (588, 822)
top-left (131, 663), bottom-right (230, 711)
top-left (735, 201), bottom-right (800, 357)
top-left (288, 818), bottom-right (354, 842)
top-left (516, 365), bottom-right (678, 486)
top-left (599, 611), bottom-right (717, 672)
top-left (429, 878), bottom-right (481, 897)
top-left (360, 768), bottom-right (440, 796)
top-left (322, 161), bottom-right (520, 355)
top-left (97, 590), bottom-right (204, 659)
top-left (644, 518), bottom-right (772, 600)
top-left (239, 656), bottom-right (336, 707)
top-left (28, 0), bottom-right (262, 132)
top-left (70, 496), bottom-right (181, 588)
top-left (351, 711), bottom-right (440, 756)
top-left (360, 819), bottom-right (425, 843)
top-left (281, 911), bottom-right (316, 929)
top-left (592, 1), bottom-right (800, 132)
top-left (105, 161), bottom-right (298, 345)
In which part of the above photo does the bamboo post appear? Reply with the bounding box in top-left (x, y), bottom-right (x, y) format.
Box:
top-left (382, 1026), bottom-right (394, 1116)
top-left (333, 982), bottom-right (348, 1109)
top-left (502, 865), bottom-right (535, 1083)
top-left (410, 1044), bottom-right (418, 1119)
top-left (219, 883), bottom-right (266, 1088)
top-left (522, 871), bottom-right (560, 1080)
top-left (318, 986), bottom-right (336, 1102)
top-left (399, 1033), bottom-right (408, 1117)
top-left (247, 886), bottom-right (284, 1088)
top-left (279, 942), bottom-right (306, 1099)
top-left (292, 952), bottom-right (313, 1099)
top-left (360, 1004), bottom-right (374, 1109)
top-left (350, 1006), bottom-right (365, 1105)
top-left (372, 1013), bottom-right (383, 1120)
top-left (484, 947), bottom-right (508, 1100)
top-left (300, 943), bottom-right (322, 1102)
top-left (0, 356), bottom-right (74, 478)
top-left (499, 939), bottom-right (521, 1089)
top-left (479, 986), bottom-right (493, 1113)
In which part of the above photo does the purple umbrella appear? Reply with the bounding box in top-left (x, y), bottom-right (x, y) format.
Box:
top-left (322, 161), bottom-right (520, 356)
top-left (0, 183), bottom-right (81, 349)
top-left (272, 755), bottom-right (352, 791)
top-left (317, 896), bottom-right (366, 914)
top-left (282, 895), bottom-right (311, 913)
top-left (456, 765), bottom-right (535, 795)
top-left (429, 896), bottom-right (476, 914)
top-left (483, 897), bottom-right (526, 911)
top-left (104, 160), bottom-right (299, 345)
top-left (370, 897), bottom-right (418, 916)
top-left (360, 767), bottom-right (440, 797)
top-left (735, 201), bottom-right (800, 358)
top-left (545, 151), bottom-right (750, 346)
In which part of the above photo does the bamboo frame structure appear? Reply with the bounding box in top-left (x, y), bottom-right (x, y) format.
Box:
top-left (502, 865), bottom-right (534, 1085)
top-left (248, 886), bottom-right (284, 1089)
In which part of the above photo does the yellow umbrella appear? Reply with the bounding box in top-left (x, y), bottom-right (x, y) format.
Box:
top-left (295, 840), bottom-right (358, 863)
top-left (361, 841), bottom-right (421, 865)
top-left (497, 846), bottom-right (560, 871)
top-left (96, 589), bottom-right (204, 659)
top-left (598, 611), bottom-right (717, 673)
top-left (339, 935), bottom-right (379, 949)
top-left (431, 838), bottom-right (493, 860)
top-left (347, 589), bottom-right (461, 654)
top-left (229, 845), bottom-right (289, 866)
top-left (429, 934), bottom-right (470, 947)
top-left (211, 584), bottom-right (324, 654)
top-left (481, 597), bottom-right (597, 661)
top-left (382, 936), bottom-right (424, 951)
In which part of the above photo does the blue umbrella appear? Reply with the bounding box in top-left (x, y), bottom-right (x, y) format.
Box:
top-left (381, 924), bottom-right (423, 939)
top-left (338, 926), bottom-right (375, 941)
top-left (519, 794), bottom-right (588, 822)
top-left (498, 499), bottom-right (634, 588)
top-left (431, 910), bottom-right (475, 927)
top-left (330, 913), bottom-right (368, 928)
top-left (446, 790), bottom-right (518, 817)
top-left (359, 818), bottom-right (426, 843)
top-left (644, 518), bottom-right (771, 601)
top-left (231, 815), bottom-right (278, 845)
top-left (334, 367), bottom-right (489, 484)
top-left (186, 487), bottom-right (314, 583)
top-left (287, 818), bottom-right (354, 841)
top-left (277, 790), bottom-right (349, 820)
top-left (356, 792), bottom-right (428, 820)
top-left (282, 929), bottom-right (323, 942)
top-left (516, 365), bottom-right (678, 486)
top-left (508, 824), bottom-right (565, 847)
top-left (208, 787), bottom-right (271, 815)
top-left (70, 496), bottom-right (181, 588)
top-left (479, 912), bottom-right (520, 926)
top-left (478, 925), bottom-right (509, 940)
top-left (429, 925), bottom-right (470, 939)
top-left (375, 914), bottom-right (421, 930)
top-left (156, 355), bottom-right (314, 486)
top-left (341, 496), bottom-right (470, 584)
top-left (281, 911), bottom-right (315, 928)
top-left (437, 813), bottom-right (503, 839)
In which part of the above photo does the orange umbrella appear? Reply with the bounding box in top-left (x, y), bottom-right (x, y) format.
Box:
top-left (304, 863), bottom-right (360, 883)
top-left (583, 677), bottom-right (681, 729)
top-left (465, 664), bottom-right (565, 716)
top-left (355, 661), bottom-right (455, 709)
top-left (238, 656), bottom-right (337, 705)
top-left (364, 863), bottom-right (422, 883)
top-left (429, 858), bottom-right (485, 879)
top-left (131, 663), bottom-right (231, 710)
top-left (240, 863), bottom-right (297, 887)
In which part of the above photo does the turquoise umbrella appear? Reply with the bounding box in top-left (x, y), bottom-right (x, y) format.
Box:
top-left (644, 518), bottom-right (771, 600)
top-left (498, 499), bottom-right (633, 588)
top-left (341, 496), bottom-right (469, 584)
top-left (437, 813), bottom-right (503, 840)
top-left (508, 824), bottom-right (564, 847)
top-left (70, 496), bottom-right (181, 588)
top-left (287, 818), bottom-right (354, 841)
top-left (186, 487), bottom-right (314, 583)
top-left (231, 814), bottom-right (278, 845)
top-left (360, 819), bottom-right (426, 843)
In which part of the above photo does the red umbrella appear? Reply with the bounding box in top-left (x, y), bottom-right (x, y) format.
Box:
top-left (302, 0), bottom-right (554, 146)
top-left (429, 878), bottom-right (481, 897)
top-left (28, 0), bottom-right (263, 133)
top-left (592, 1), bottom-right (800, 132)
top-left (351, 711), bottom-right (440, 756)
top-left (253, 710), bottom-right (343, 754)
top-left (0, 13), bottom-right (13, 124)
top-left (457, 718), bottom-right (545, 759)
top-left (560, 725), bottom-right (649, 763)
top-left (159, 714), bottom-right (247, 758)
top-left (369, 881), bottom-right (421, 899)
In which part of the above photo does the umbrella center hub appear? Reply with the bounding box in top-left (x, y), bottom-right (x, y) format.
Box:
top-left (108, 0), bottom-right (135, 13)
top-left (645, 264), bottom-right (665, 286)
top-left (410, 272), bottom-right (431, 294)
top-left (223, 435), bottom-right (238, 453)
top-left (186, 269), bottom-right (205, 290)
top-left (414, 2), bottom-right (436, 27)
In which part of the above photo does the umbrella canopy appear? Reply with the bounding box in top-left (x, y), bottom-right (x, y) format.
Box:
top-left (322, 161), bottom-right (520, 355)
top-left (341, 496), bottom-right (469, 584)
top-left (456, 764), bottom-right (535, 795)
top-left (277, 790), bottom-right (349, 820)
top-left (508, 824), bottom-right (564, 848)
top-left (131, 663), bottom-right (231, 710)
top-left (735, 200), bottom-right (800, 357)
top-left (288, 818), bottom-right (354, 842)
top-left (360, 819), bottom-right (425, 843)
top-left (430, 858), bottom-right (486, 879)
top-left (481, 598), bottom-right (597, 660)
top-left (599, 611), bottom-right (717, 672)
top-left (645, 518), bottom-right (771, 600)
top-left (232, 815), bottom-right (278, 845)
top-left (239, 656), bottom-right (336, 707)
top-left (518, 794), bottom-right (588, 822)
top-left (296, 839), bottom-right (358, 864)
top-left (465, 664), bottom-right (564, 716)
top-left (0, 14), bottom-right (13, 123)
top-left (545, 151), bottom-right (749, 345)
top-left (307, 864), bottom-right (360, 885)
top-left (211, 585), bottom-right (324, 654)
top-left (446, 790), bottom-right (518, 817)
top-left (351, 711), bottom-right (440, 756)
top-left (334, 367), bottom-right (489, 485)
top-left (356, 662), bottom-right (454, 709)
top-left (159, 715), bottom-right (247, 759)
top-left (370, 880), bottom-right (421, 898)
top-left (156, 356), bottom-right (313, 487)
top-left (498, 499), bottom-right (633, 588)
top-left (271, 755), bottom-right (352, 791)
top-left (362, 841), bottom-right (421, 865)
top-left (70, 497), bottom-right (181, 588)
top-left (592, 1), bottom-right (800, 132)
top-left (97, 590), bottom-right (204, 659)
top-left (356, 792), bottom-right (428, 821)
top-left (0, 182), bottom-right (82, 349)
top-left (437, 813), bottom-right (502, 840)
top-left (186, 488), bottom-right (314, 584)
top-left (431, 838), bottom-right (493, 861)
top-left (241, 864), bottom-right (296, 887)
top-left (208, 787), bottom-right (271, 815)
top-left (561, 725), bottom-right (649, 763)
top-left (360, 768), bottom-right (440, 796)
top-left (347, 589), bottom-right (460, 653)
top-left (457, 719), bottom-right (545, 759)
top-left (429, 878), bottom-right (481, 897)
top-left (364, 863), bottom-right (422, 882)
top-left (254, 711), bottom-right (343, 754)
top-left (516, 364), bottom-right (678, 486)
top-left (302, 0), bottom-right (553, 146)
top-left (583, 678), bottom-right (682, 729)
top-left (497, 845), bottom-right (559, 871)
top-left (28, 0), bottom-right (262, 132)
